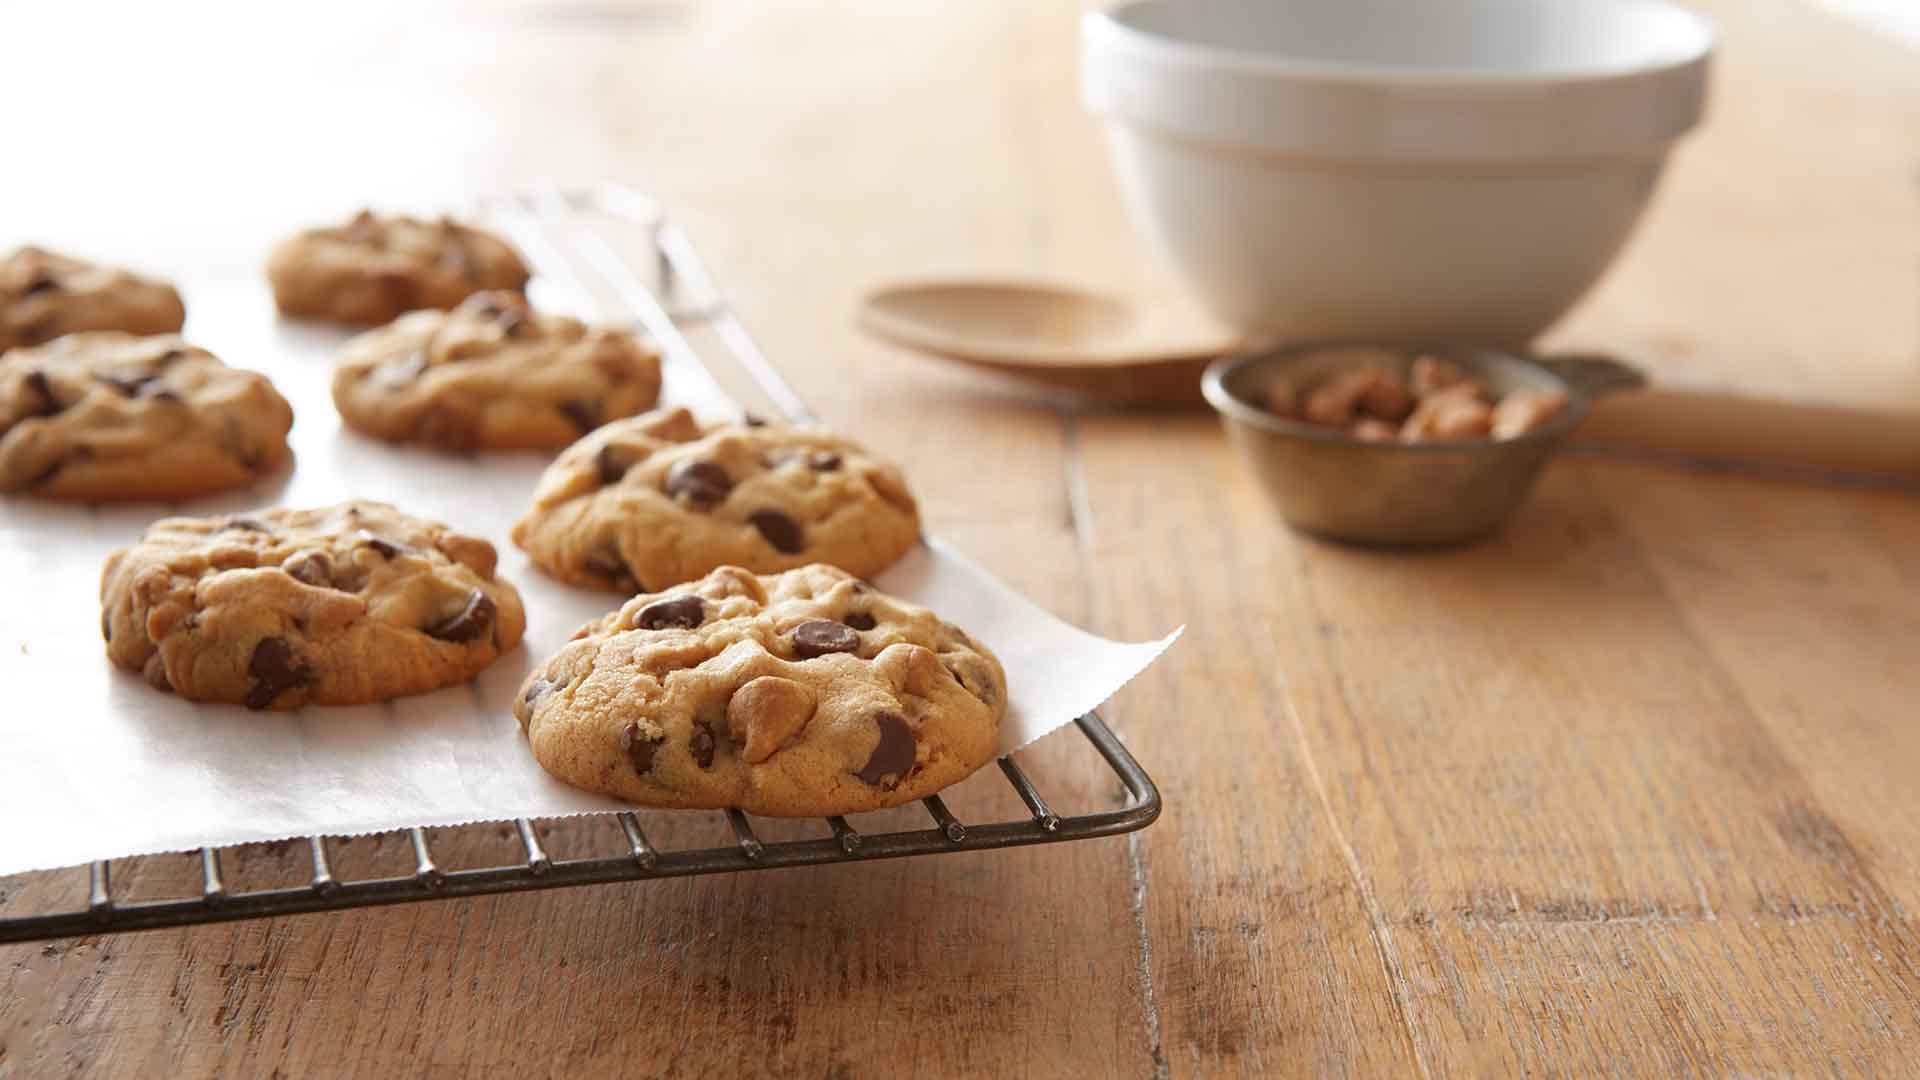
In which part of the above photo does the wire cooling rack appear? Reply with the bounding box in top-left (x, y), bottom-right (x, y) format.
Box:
top-left (0, 185), bottom-right (1160, 946)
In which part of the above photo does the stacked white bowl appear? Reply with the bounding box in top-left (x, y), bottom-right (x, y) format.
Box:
top-left (1082, 0), bottom-right (1715, 345)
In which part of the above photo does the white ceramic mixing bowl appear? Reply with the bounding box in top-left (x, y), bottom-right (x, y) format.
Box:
top-left (1081, 0), bottom-right (1714, 345)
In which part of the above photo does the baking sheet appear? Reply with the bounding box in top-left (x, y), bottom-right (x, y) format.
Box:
top-left (0, 277), bottom-right (1179, 877)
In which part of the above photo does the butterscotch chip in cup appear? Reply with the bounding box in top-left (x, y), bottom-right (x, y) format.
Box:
top-left (1491, 389), bottom-right (1570, 438)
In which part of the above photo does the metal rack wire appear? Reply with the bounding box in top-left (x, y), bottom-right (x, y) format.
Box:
top-left (0, 185), bottom-right (1160, 946)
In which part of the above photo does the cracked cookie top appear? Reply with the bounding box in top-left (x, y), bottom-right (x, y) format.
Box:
top-left (331, 290), bottom-right (661, 451)
top-left (267, 210), bottom-right (530, 327)
top-left (0, 333), bottom-right (293, 501)
top-left (1, 246), bottom-right (185, 352)
top-left (515, 563), bottom-right (1004, 816)
top-left (101, 500), bottom-right (527, 709)
top-left (512, 407), bottom-right (922, 593)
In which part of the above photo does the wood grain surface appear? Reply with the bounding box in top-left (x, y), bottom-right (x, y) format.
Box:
top-left (3, 0), bottom-right (1917, 1076)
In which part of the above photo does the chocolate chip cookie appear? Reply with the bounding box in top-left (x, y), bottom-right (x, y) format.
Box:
top-left (0, 333), bottom-right (294, 501)
top-left (331, 291), bottom-right (661, 451)
top-left (2, 246), bottom-right (185, 352)
top-left (512, 407), bottom-right (922, 593)
top-left (101, 501), bottom-right (527, 709)
top-left (266, 210), bottom-right (530, 327)
top-left (516, 563), bottom-right (1004, 816)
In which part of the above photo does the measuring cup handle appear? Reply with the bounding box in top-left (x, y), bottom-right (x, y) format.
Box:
top-left (1534, 352), bottom-right (1647, 399)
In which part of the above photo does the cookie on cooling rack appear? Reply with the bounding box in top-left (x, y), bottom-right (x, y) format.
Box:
top-left (515, 563), bottom-right (1004, 816)
top-left (102, 500), bottom-right (527, 709)
top-left (331, 290), bottom-right (661, 451)
top-left (267, 209), bottom-right (529, 326)
top-left (511, 406), bottom-right (922, 593)
top-left (0, 333), bottom-right (293, 501)
top-left (2, 246), bottom-right (185, 352)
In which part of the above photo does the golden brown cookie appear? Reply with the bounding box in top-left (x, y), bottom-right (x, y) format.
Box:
top-left (0, 333), bottom-right (293, 501)
top-left (266, 210), bottom-right (529, 326)
top-left (511, 407), bottom-right (922, 593)
top-left (331, 291), bottom-right (661, 450)
top-left (102, 501), bottom-right (527, 709)
top-left (515, 564), bottom-right (1005, 816)
top-left (1, 246), bottom-right (185, 352)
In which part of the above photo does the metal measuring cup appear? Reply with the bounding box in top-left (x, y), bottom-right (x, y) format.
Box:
top-left (1201, 342), bottom-right (1644, 546)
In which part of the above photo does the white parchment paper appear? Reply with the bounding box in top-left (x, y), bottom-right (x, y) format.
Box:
top-left (0, 279), bottom-right (1178, 876)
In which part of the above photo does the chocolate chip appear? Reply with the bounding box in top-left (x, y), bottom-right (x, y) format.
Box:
top-left (843, 611), bottom-right (876, 631)
top-left (225, 517), bottom-right (269, 533)
top-left (356, 530), bottom-right (410, 559)
top-left (427, 589), bottom-right (496, 643)
top-left (559, 399), bottom-right (599, 434)
top-left (743, 413), bottom-right (767, 428)
top-left (523, 677), bottom-right (553, 708)
top-left (97, 372), bottom-right (160, 397)
top-left (622, 722), bottom-right (665, 775)
top-left (283, 551), bottom-right (333, 588)
top-left (22, 370), bottom-right (61, 417)
top-left (29, 450), bottom-right (81, 489)
top-left (791, 619), bottom-right (859, 659)
top-left (100, 609), bottom-right (112, 642)
top-left (663, 459), bottom-right (732, 508)
top-left (749, 509), bottom-right (803, 554)
top-left (246, 637), bottom-right (312, 710)
top-left (583, 549), bottom-right (639, 593)
top-left (594, 444), bottom-right (637, 485)
top-left (808, 451), bottom-right (841, 472)
top-left (690, 721), bottom-right (717, 769)
top-left (19, 272), bottom-right (58, 297)
top-left (634, 594), bottom-right (706, 631)
top-left (856, 712), bottom-right (916, 787)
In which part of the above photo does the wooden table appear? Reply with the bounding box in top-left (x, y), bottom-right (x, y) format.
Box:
top-left (4, 1), bottom-right (1917, 1074)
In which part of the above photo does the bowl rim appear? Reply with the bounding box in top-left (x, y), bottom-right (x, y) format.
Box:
top-left (1200, 341), bottom-right (1591, 453)
top-left (1087, 0), bottom-right (1718, 89)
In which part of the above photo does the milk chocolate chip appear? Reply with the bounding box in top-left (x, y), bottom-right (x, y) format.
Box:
top-left (807, 450), bottom-right (841, 472)
top-left (283, 551), bottom-right (334, 588)
top-left (690, 720), bottom-right (718, 769)
top-left (428, 589), bottom-right (496, 643)
top-left (664, 459), bottom-right (731, 508)
top-left (559, 399), bottom-right (599, 434)
top-left (583, 548), bottom-right (639, 592)
top-left (843, 612), bottom-right (876, 631)
top-left (791, 619), bottom-right (859, 659)
top-left (856, 712), bottom-right (916, 787)
top-left (595, 444), bottom-right (638, 485)
top-left (749, 509), bottom-right (803, 553)
top-left (523, 677), bottom-right (553, 708)
top-left (22, 370), bottom-right (61, 417)
top-left (634, 594), bottom-right (706, 631)
top-left (622, 721), bottom-right (665, 775)
top-left (97, 371), bottom-right (161, 397)
top-left (246, 637), bottom-right (312, 710)
top-left (357, 531), bottom-right (410, 559)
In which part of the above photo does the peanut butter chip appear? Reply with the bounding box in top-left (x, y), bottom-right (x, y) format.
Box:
top-left (727, 676), bottom-right (818, 764)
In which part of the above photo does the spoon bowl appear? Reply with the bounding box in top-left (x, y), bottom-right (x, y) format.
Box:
top-left (856, 279), bottom-right (1238, 406)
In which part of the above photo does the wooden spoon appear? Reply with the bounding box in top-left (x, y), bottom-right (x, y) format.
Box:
top-left (856, 279), bottom-right (1238, 406)
top-left (856, 278), bottom-right (1920, 480)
